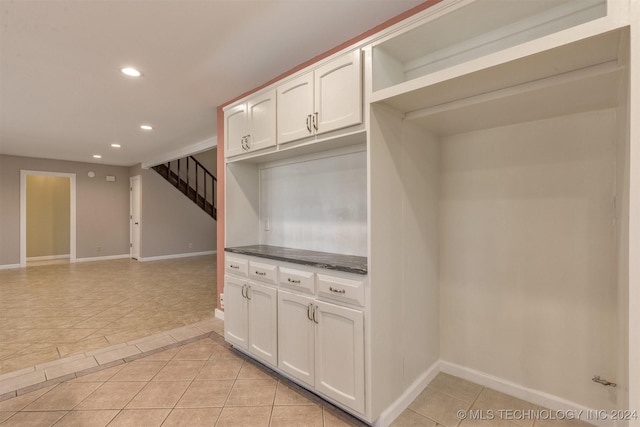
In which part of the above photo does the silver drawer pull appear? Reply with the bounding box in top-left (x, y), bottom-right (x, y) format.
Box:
top-left (230, 265), bottom-right (239, 269)
top-left (287, 278), bottom-right (301, 284)
top-left (255, 271), bottom-right (266, 276)
top-left (329, 286), bottom-right (346, 294)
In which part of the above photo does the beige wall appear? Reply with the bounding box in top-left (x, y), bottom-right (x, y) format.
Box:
top-left (1, 155), bottom-right (217, 267)
top-left (193, 147), bottom-right (217, 176)
top-left (438, 109), bottom-right (619, 409)
top-left (0, 155), bottom-right (130, 265)
top-left (26, 175), bottom-right (70, 258)
top-left (132, 166), bottom-right (216, 258)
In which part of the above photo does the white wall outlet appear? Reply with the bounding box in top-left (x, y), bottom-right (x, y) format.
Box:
top-left (188, 242), bottom-right (193, 248)
top-left (264, 217), bottom-right (270, 231)
top-left (220, 293), bottom-right (225, 309)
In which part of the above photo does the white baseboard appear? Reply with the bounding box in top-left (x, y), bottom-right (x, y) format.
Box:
top-left (214, 308), bottom-right (224, 321)
top-left (0, 264), bottom-right (21, 270)
top-left (439, 361), bottom-right (618, 427)
top-left (138, 250), bottom-right (216, 262)
top-left (27, 254), bottom-right (70, 261)
top-left (373, 360), bottom-right (441, 427)
top-left (75, 254), bottom-right (130, 263)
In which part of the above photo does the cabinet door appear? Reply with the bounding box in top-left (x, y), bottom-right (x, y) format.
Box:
top-left (224, 102), bottom-right (248, 158)
top-left (247, 90), bottom-right (276, 152)
top-left (314, 50), bottom-right (362, 135)
top-left (277, 290), bottom-right (315, 387)
top-left (314, 300), bottom-right (364, 414)
top-left (277, 73), bottom-right (314, 144)
top-left (247, 282), bottom-right (278, 366)
top-left (223, 275), bottom-right (248, 350)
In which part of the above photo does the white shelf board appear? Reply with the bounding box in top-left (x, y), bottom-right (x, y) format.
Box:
top-left (372, 26), bottom-right (622, 114)
top-left (373, 0), bottom-right (605, 88)
top-left (371, 27), bottom-right (625, 136)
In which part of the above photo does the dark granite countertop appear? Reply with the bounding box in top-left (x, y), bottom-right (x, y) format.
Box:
top-left (225, 245), bottom-right (367, 275)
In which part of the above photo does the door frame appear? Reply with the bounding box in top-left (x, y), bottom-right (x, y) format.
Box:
top-left (130, 175), bottom-right (141, 260)
top-left (20, 170), bottom-right (77, 267)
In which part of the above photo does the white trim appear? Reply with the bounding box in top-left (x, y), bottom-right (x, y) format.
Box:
top-left (141, 136), bottom-right (217, 169)
top-left (373, 360), bottom-right (440, 427)
top-left (75, 254), bottom-right (130, 263)
top-left (26, 255), bottom-right (70, 261)
top-left (130, 175), bottom-right (141, 260)
top-left (439, 361), bottom-right (618, 427)
top-left (214, 308), bottom-right (225, 321)
top-left (20, 170), bottom-right (77, 267)
top-left (0, 264), bottom-right (22, 270)
top-left (138, 250), bottom-right (217, 262)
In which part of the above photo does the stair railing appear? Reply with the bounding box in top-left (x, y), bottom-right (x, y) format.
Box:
top-left (152, 156), bottom-right (217, 219)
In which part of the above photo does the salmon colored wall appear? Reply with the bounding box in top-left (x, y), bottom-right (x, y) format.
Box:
top-left (215, 0), bottom-right (443, 311)
top-left (216, 106), bottom-right (225, 311)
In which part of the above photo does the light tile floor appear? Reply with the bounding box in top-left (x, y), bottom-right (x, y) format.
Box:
top-left (0, 333), bottom-right (366, 427)
top-left (392, 373), bottom-right (595, 427)
top-left (0, 333), bottom-right (596, 426)
top-left (0, 256), bottom-right (216, 375)
top-left (0, 256), bottom-right (596, 426)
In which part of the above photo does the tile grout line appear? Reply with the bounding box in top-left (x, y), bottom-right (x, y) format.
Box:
top-left (0, 324), bottom-right (221, 401)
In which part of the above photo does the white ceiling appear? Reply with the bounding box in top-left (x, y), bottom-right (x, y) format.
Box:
top-left (0, 0), bottom-right (423, 167)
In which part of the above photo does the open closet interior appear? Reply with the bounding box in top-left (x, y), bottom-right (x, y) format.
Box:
top-left (369, 21), bottom-right (630, 413)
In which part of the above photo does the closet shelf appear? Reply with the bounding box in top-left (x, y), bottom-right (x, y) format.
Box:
top-left (372, 28), bottom-right (625, 136)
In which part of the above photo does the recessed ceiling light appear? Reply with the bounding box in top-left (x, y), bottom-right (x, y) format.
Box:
top-left (140, 124), bottom-right (153, 130)
top-left (93, 154), bottom-right (102, 159)
top-left (121, 67), bottom-right (142, 77)
top-left (111, 143), bottom-right (121, 148)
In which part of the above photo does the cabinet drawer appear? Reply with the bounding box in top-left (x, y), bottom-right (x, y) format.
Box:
top-left (279, 267), bottom-right (315, 294)
top-left (317, 274), bottom-right (365, 306)
top-left (226, 256), bottom-right (248, 276)
top-left (249, 260), bottom-right (278, 284)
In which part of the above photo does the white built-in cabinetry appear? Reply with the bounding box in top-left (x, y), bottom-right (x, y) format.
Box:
top-left (224, 90), bottom-right (276, 157)
top-left (222, 0), bottom-right (639, 425)
top-left (223, 256), bottom-right (278, 366)
top-left (225, 253), bottom-right (366, 414)
top-left (224, 50), bottom-right (362, 160)
top-left (277, 50), bottom-right (362, 144)
top-left (278, 276), bottom-right (365, 413)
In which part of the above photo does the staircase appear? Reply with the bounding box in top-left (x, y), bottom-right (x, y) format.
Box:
top-left (152, 156), bottom-right (217, 219)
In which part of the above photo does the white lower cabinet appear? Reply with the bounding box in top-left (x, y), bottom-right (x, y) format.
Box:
top-left (278, 290), bottom-right (315, 386)
top-left (225, 254), bottom-right (366, 416)
top-left (278, 289), bottom-right (365, 414)
top-left (224, 274), bottom-right (278, 367)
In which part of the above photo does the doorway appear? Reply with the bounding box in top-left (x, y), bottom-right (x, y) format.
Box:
top-left (20, 170), bottom-right (77, 267)
top-left (130, 175), bottom-right (141, 259)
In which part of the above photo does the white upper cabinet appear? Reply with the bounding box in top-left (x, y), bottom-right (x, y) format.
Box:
top-left (277, 73), bottom-right (314, 144)
top-left (314, 51), bottom-right (362, 135)
top-left (225, 89), bottom-right (276, 158)
top-left (224, 103), bottom-right (248, 158)
top-left (278, 50), bottom-right (362, 145)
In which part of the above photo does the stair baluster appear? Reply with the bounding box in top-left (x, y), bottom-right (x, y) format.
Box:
top-left (151, 156), bottom-right (217, 220)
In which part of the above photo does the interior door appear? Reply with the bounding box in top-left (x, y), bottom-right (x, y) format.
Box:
top-left (130, 175), bottom-right (141, 260)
